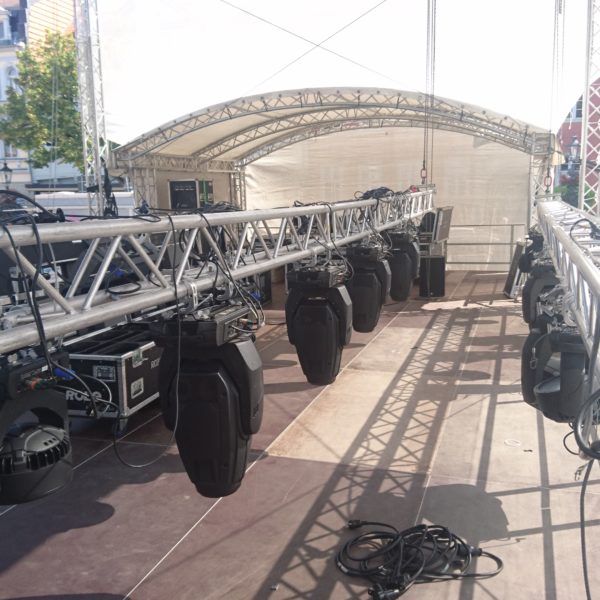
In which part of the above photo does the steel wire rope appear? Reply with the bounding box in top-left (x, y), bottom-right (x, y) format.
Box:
top-left (422, 0), bottom-right (436, 186)
top-left (545, 0), bottom-right (566, 191)
top-left (226, 0), bottom-right (395, 94)
top-left (220, 0), bottom-right (399, 86)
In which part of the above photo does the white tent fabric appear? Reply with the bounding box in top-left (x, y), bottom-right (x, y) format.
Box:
top-left (98, 1), bottom-right (587, 145)
top-left (245, 128), bottom-right (530, 270)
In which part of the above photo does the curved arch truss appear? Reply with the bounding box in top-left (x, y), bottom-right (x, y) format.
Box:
top-left (114, 88), bottom-right (554, 172)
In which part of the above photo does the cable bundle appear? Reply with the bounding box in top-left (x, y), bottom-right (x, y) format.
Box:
top-left (336, 521), bottom-right (503, 599)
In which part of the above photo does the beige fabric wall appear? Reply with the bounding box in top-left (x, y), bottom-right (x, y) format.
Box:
top-left (245, 128), bottom-right (530, 270)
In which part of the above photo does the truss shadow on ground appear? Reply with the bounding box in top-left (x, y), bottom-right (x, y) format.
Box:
top-left (249, 305), bottom-right (495, 599)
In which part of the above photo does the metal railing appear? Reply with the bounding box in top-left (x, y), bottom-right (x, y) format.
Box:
top-left (446, 223), bottom-right (527, 267)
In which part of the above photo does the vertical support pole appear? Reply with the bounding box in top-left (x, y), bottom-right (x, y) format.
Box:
top-left (529, 154), bottom-right (551, 227)
top-left (131, 167), bottom-right (157, 208)
top-left (73, 0), bottom-right (109, 215)
top-left (238, 166), bottom-right (247, 211)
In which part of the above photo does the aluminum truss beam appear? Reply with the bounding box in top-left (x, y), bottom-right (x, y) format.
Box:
top-left (114, 88), bottom-right (554, 171)
top-left (536, 197), bottom-right (600, 382)
top-left (0, 188), bottom-right (434, 355)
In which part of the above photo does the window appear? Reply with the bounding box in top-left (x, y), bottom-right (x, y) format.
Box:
top-left (5, 143), bottom-right (17, 158)
top-left (569, 98), bottom-right (583, 121)
top-left (6, 66), bottom-right (17, 92)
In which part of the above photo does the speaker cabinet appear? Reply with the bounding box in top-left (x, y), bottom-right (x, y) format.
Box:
top-left (419, 256), bottom-right (445, 298)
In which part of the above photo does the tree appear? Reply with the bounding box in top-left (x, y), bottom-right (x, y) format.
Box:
top-left (0, 31), bottom-right (83, 170)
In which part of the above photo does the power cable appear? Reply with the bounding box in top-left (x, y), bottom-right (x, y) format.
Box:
top-left (111, 215), bottom-right (182, 469)
top-left (336, 520), bottom-right (503, 599)
top-left (580, 459), bottom-right (595, 600)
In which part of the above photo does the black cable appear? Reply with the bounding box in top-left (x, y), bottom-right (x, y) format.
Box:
top-left (580, 460), bottom-right (595, 600)
top-left (569, 218), bottom-right (600, 245)
top-left (563, 430), bottom-right (580, 456)
top-left (1, 214), bottom-right (53, 370)
top-left (198, 212), bottom-right (264, 328)
top-left (110, 215), bottom-right (182, 469)
top-left (574, 389), bottom-right (600, 460)
top-left (336, 521), bottom-right (503, 598)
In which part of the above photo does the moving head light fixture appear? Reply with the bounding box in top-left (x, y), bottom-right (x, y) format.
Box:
top-left (521, 263), bottom-right (559, 327)
top-left (0, 353), bottom-right (73, 504)
top-left (149, 302), bottom-right (264, 498)
top-left (286, 263), bottom-right (352, 385)
top-left (387, 230), bottom-right (421, 301)
top-left (344, 243), bottom-right (391, 333)
top-left (519, 259), bottom-right (587, 424)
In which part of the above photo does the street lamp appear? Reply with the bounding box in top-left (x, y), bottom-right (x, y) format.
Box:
top-left (569, 137), bottom-right (581, 164)
top-left (0, 161), bottom-right (13, 189)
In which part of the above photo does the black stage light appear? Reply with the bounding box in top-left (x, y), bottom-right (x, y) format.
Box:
top-left (0, 354), bottom-right (72, 504)
top-left (521, 264), bottom-right (558, 325)
top-left (388, 252), bottom-right (413, 301)
top-left (150, 306), bottom-right (263, 498)
top-left (286, 264), bottom-right (352, 385)
top-left (345, 245), bottom-right (391, 332)
top-left (387, 230), bottom-right (421, 301)
top-left (521, 326), bottom-right (555, 409)
top-left (388, 231), bottom-right (420, 279)
top-left (533, 330), bottom-right (586, 422)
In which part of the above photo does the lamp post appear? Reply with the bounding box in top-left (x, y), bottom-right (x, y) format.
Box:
top-left (0, 161), bottom-right (13, 189)
top-left (569, 137), bottom-right (581, 167)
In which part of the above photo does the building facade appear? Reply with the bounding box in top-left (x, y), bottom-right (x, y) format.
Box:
top-left (0, 0), bottom-right (80, 193)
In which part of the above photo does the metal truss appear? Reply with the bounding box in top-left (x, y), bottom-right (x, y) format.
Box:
top-left (74, 0), bottom-right (109, 214)
top-left (536, 197), bottom-right (600, 381)
top-left (0, 187), bottom-right (434, 355)
top-left (129, 156), bottom-right (236, 173)
top-left (579, 0), bottom-right (600, 214)
top-left (529, 155), bottom-right (552, 225)
top-left (114, 88), bottom-right (553, 171)
top-left (130, 167), bottom-right (157, 207)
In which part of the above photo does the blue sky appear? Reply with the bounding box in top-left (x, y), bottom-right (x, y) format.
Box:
top-left (98, 0), bottom-right (587, 144)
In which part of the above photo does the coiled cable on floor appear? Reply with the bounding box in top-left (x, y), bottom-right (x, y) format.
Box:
top-left (336, 521), bottom-right (503, 599)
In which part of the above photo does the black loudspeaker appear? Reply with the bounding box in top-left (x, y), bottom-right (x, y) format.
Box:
top-left (286, 284), bottom-right (352, 385)
top-left (0, 354), bottom-right (73, 504)
top-left (388, 252), bottom-right (413, 301)
top-left (419, 256), bottom-right (446, 298)
top-left (533, 331), bottom-right (586, 423)
top-left (154, 329), bottom-right (263, 498)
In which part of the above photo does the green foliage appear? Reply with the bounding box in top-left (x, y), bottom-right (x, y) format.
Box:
top-left (0, 31), bottom-right (83, 170)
